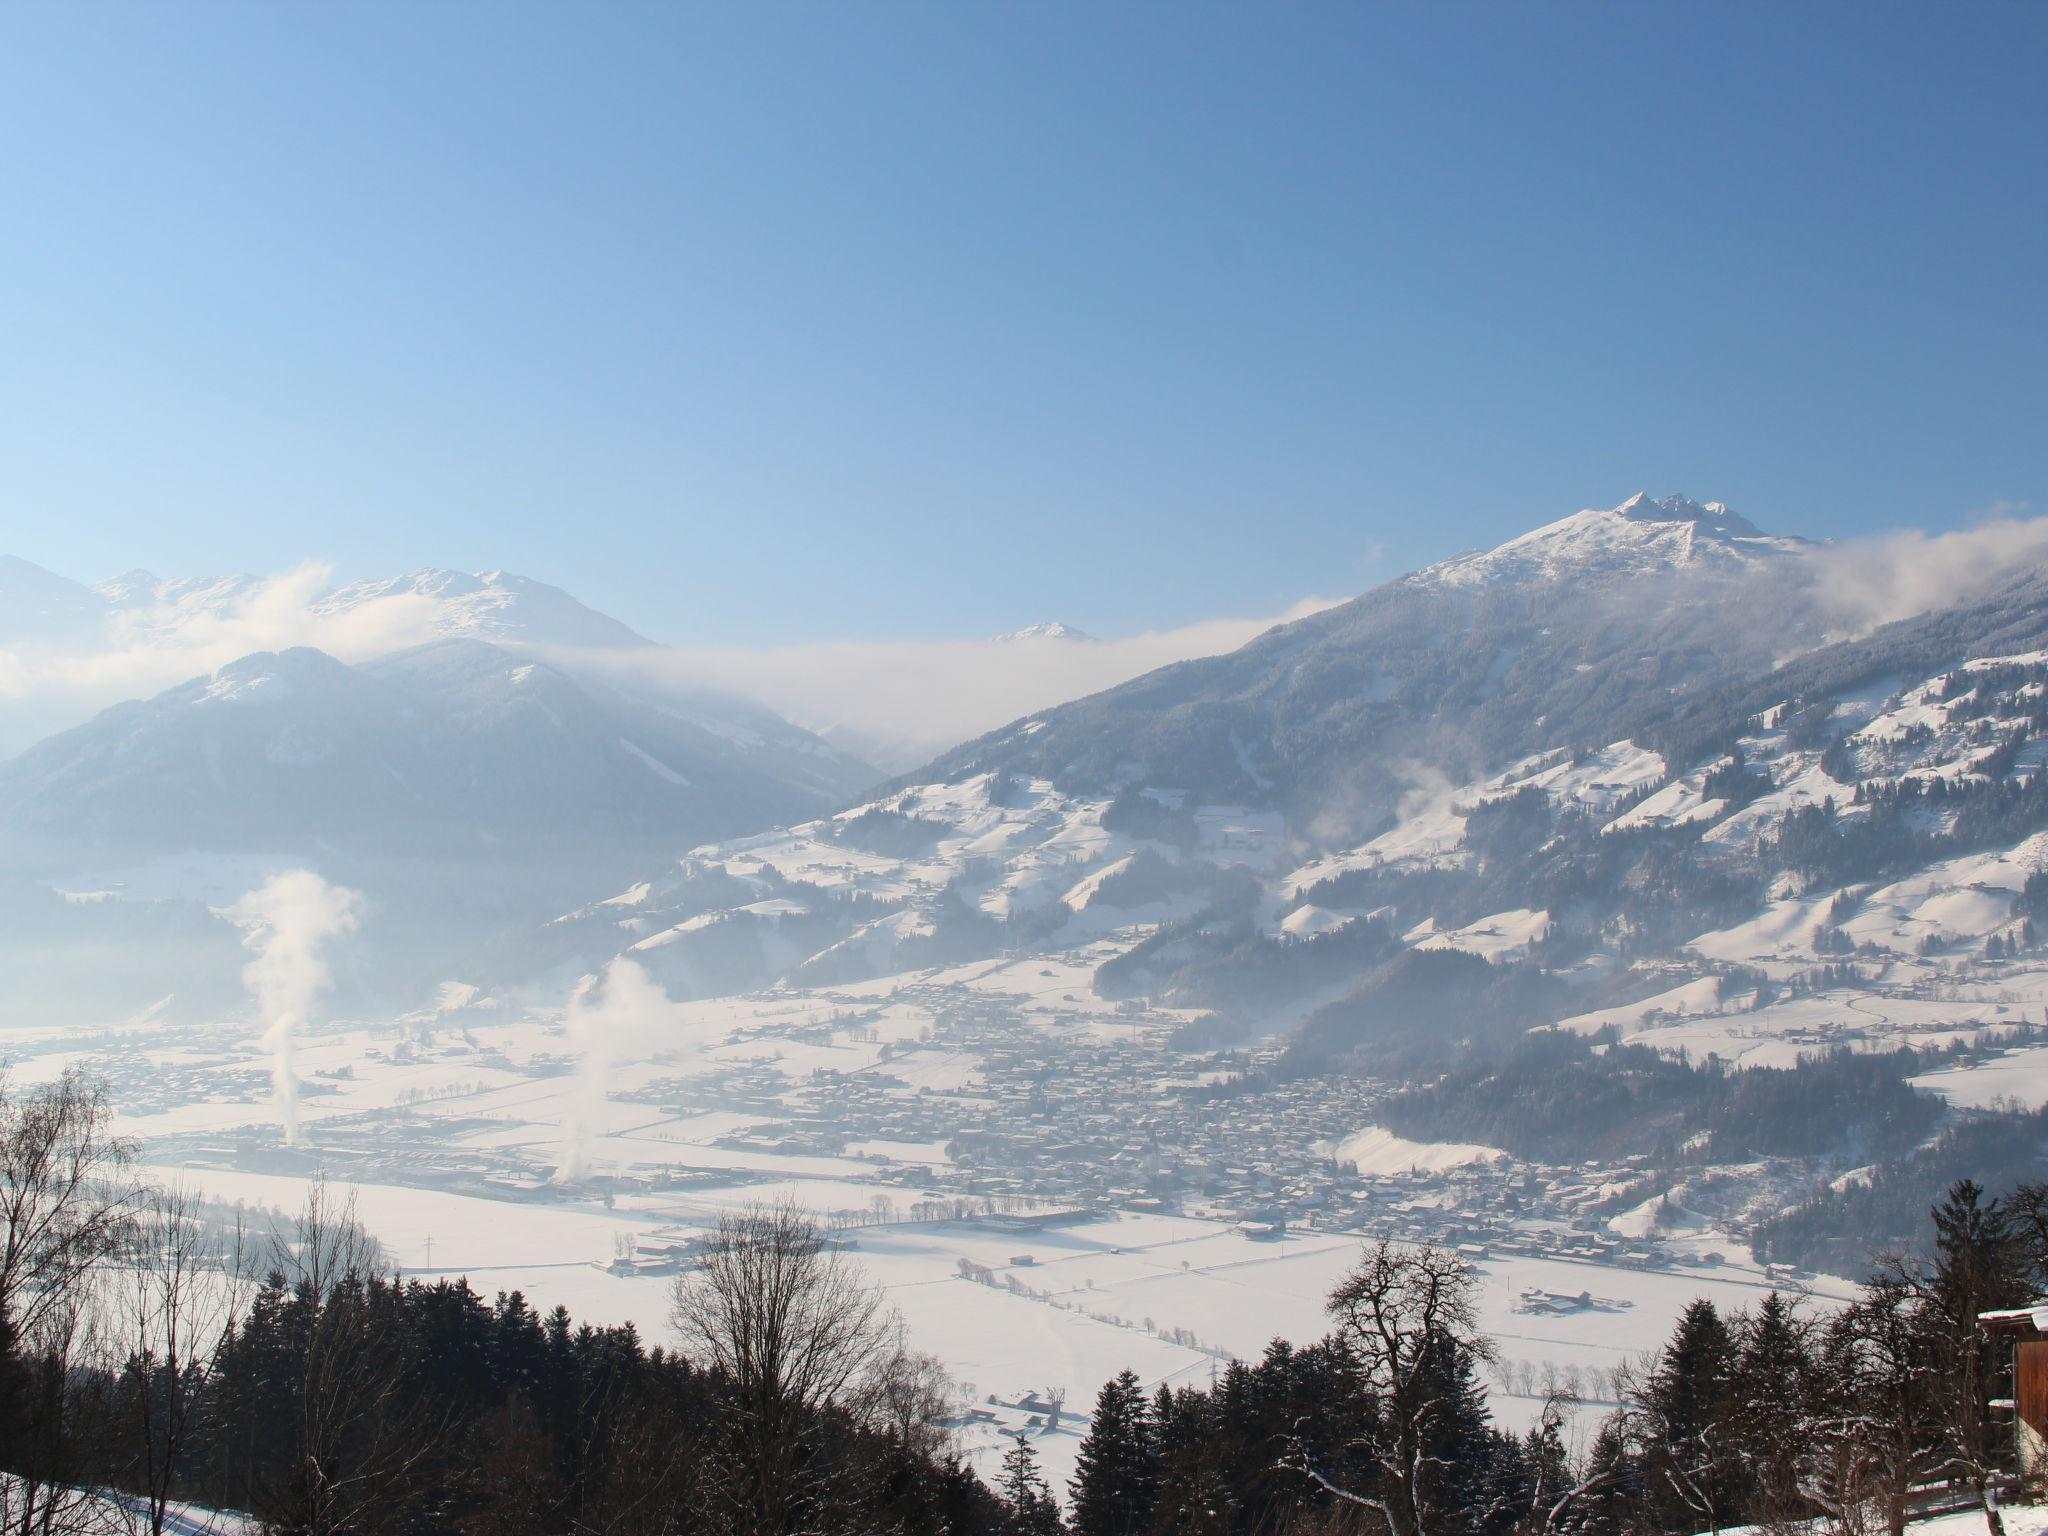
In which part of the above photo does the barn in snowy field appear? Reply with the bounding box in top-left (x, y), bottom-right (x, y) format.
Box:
top-left (1980, 1306), bottom-right (2048, 1475)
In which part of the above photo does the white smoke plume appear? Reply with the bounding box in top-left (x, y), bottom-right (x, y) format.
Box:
top-left (554, 957), bottom-right (683, 1184)
top-left (229, 870), bottom-right (364, 1147)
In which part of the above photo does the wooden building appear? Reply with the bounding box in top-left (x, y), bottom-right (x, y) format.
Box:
top-left (1981, 1306), bottom-right (2048, 1476)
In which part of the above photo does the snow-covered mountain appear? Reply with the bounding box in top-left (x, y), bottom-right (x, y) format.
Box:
top-left (993, 621), bottom-right (1097, 643)
top-left (0, 555), bottom-right (107, 646)
top-left (89, 565), bottom-right (651, 651)
top-left (314, 568), bottom-right (652, 649)
top-left (0, 558), bottom-right (733, 763)
top-left (909, 493), bottom-right (1828, 838)
top-left (1410, 492), bottom-right (1810, 590)
top-left (523, 537), bottom-right (2048, 1266)
top-left (0, 636), bottom-right (878, 1017)
top-left (1, 636), bottom-right (875, 864)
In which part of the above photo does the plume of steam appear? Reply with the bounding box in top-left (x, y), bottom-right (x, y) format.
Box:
top-left (554, 957), bottom-right (681, 1184)
top-left (230, 870), bottom-right (364, 1147)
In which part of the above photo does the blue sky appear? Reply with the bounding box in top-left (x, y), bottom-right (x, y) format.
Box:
top-left (1, 2), bottom-right (2043, 645)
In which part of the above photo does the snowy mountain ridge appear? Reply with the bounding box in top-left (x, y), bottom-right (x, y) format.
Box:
top-left (993, 621), bottom-right (1097, 643)
top-left (1410, 492), bottom-right (1811, 591)
top-left (86, 564), bottom-right (652, 651)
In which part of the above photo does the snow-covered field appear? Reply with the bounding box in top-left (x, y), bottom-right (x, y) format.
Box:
top-left (120, 1150), bottom-right (1823, 1491)
top-left (0, 942), bottom-right (1845, 1497)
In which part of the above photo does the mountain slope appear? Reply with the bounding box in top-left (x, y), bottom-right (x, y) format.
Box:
top-left (0, 637), bottom-right (874, 864)
top-left (0, 638), bottom-right (879, 1017)
top-left (910, 494), bottom-right (1826, 840)
top-left (0, 556), bottom-right (108, 647)
top-left (314, 568), bottom-right (652, 648)
top-left (89, 565), bottom-right (652, 651)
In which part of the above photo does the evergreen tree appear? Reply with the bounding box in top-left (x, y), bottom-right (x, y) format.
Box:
top-left (998, 1435), bottom-right (1063, 1535)
top-left (1639, 1297), bottom-right (1738, 1530)
top-left (1069, 1368), bottom-right (1156, 1536)
top-left (1728, 1292), bottom-right (1812, 1526)
top-left (1923, 1180), bottom-right (2031, 1534)
top-left (1412, 1331), bottom-right (1501, 1533)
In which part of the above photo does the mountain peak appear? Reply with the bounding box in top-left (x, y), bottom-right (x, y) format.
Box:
top-left (1411, 491), bottom-right (1801, 592)
top-left (315, 568), bottom-right (651, 649)
top-left (1613, 491), bottom-right (1763, 539)
top-left (994, 621), bottom-right (1096, 644)
top-left (95, 569), bottom-right (161, 605)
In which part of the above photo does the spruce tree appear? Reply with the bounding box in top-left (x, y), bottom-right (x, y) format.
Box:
top-left (1924, 1179), bottom-right (2031, 1533)
top-left (998, 1434), bottom-right (1063, 1535)
top-left (1069, 1368), bottom-right (1157, 1536)
top-left (1643, 1297), bottom-right (1737, 1530)
top-left (1729, 1292), bottom-right (1812, 1526)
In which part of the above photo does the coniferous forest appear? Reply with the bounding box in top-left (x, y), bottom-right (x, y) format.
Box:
top-left (5, 1068), bottom-right (2047, 1536)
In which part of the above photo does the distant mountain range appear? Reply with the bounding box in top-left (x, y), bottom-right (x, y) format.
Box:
top-left (0, 638), bottom-right (872, 867)
top-left (19, 490), bottom-right (2048, 1130)
top-left (7, 560), bottom-right (654, 653)
top-left (0, 560), bottom-right (880, 1021)
top-left (527, 491), bottom-right (2048, 1260)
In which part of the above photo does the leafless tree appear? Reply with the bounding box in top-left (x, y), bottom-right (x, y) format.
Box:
top-left (245, 1183), bottom-right (445, 1536)
top-left (1518, 1392), bottom-right (1635, 1536)
top-left (0, 1066), bottom-right (135, 1536)
top-left (1276, 1240), bottom-right (1496, 1536)
top-left (1786, 1279), bottom-right (1940, 1536)
top-left (104, 1185), bottom-right (246, 1536)
top-left (1, 1285), bottom-right (116, 1536)
top-left (862, 1340), bottom-right (957, 1462)
top-left (0, 1067), bottom-right (136, 1354)
top-left (669, 1198), bottom-right (897, 1536)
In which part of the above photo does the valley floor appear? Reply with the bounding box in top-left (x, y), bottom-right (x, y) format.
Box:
top-left (1, 944), bottom-right (1858, 1491)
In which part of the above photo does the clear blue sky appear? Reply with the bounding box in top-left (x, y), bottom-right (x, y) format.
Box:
top-left (2, 2), bottom-right (2043, 644)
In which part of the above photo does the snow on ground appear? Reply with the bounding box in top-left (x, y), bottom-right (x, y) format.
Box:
top-left (1286, 799), bottom-right (1470, 891)
top-left (1604, 773), bottom-right (1727, 834)
top-left (1333, 1127), bottom-right (1506, 1175)
top-left (1287, 741), bottom-right (1663, 895)
top-left (0, 1477), bottom-right (257, 1536)
top-left (1280, 903), bottom-right (1357, 940)
top-left (115, 1135), bottom-right (1826, 1497)
top-left (1506, 742), bottom-right (1666, 812)
top-left (1718, 1510), bottom-right (2048, 1536)
top-left (1552, 977), bottom-right (1725, 1036)
top-left (1910, 1043), bottom-right (2048, 1110)
top-left (1407, 907), bottom-right (1549, 962)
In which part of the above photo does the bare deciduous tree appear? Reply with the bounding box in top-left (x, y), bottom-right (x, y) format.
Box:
top-left (1, 1066), bottom-right (135, 1536)
top-left (1277, 1241), bottom-right (1496, 1536)
top-left (1, 1287), bottom-right (114, 1536)
top-left (0, 1067), bottom-right (136, 1351)
top-left (105, 1185), bottom-right (245, 1536)
top-left (862, 1342), bottom-right (957, 1462)
top-left (248, 1183), bottom-right (445, 1536)
top-left (670, 1198), bottom-right (896, 1536)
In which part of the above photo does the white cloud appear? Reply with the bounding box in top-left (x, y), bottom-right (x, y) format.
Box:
top-left (559, 595), bottom-right (1342, 771)
top-left (0, 557), bottom-right (1338, 769)
top-left (11, 499), bottom-right (2043, 774)
top-left (1812, 506), bottom-right (2047, 634)
top-left (0, 562), bottom-right (444, 753)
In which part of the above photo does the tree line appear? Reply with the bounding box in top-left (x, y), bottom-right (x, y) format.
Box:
top-left (0, 1068), bottom-right (995, 1536)
top-left (1052, 1179), bottom-right (2047, 1536)
top-left (8, 1065), bottom-right (2048, 1535)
